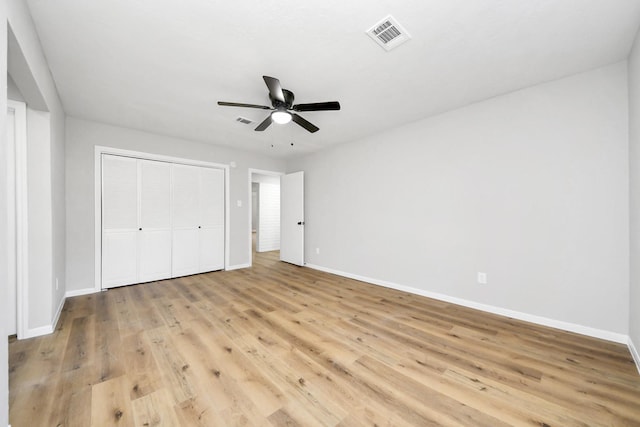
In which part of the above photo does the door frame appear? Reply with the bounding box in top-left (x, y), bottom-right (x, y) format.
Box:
top-left (247, 168), bottom-right (283, 267)
top-left (94, 146), bottom-right (230, 292)
top-left (7, 99), bottom-right (28, 339)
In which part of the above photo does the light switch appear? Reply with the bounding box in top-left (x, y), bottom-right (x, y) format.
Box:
top-left (477, 272), bottom-right (487, 285)
top-left (237, 200), bottom-right (242, 207)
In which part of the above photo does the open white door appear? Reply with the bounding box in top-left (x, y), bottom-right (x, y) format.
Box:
top-left (280, 171), bottom-right (304, 266)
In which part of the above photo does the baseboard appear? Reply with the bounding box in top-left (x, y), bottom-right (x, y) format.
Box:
top-left (305, 263), bottom-right (628, 345)
top-left (66, 288), bottom-right (99, 298)
top-left (17, 297), bottom-right (65, 340)
top-left (629, 337), bottom-right (640, 375)
top-left (22, 324), bottom-right (53, 339)
top-left (226, 263), bottom-right (251, 271)
top-left (52, 294), bottom-right (65, 332)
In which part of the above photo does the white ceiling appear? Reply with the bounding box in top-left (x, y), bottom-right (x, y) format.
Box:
top-left (24, 0), bottom-right (640, 159)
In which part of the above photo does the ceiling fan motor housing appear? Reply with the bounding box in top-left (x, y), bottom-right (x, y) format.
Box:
top-left (271, 89), bottom-right (295, 109)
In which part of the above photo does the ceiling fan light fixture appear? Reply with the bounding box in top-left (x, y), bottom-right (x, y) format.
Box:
top-left (272, 109), bottom-right (292, 124)
top-left (218, 76), bottom-right (339, 133)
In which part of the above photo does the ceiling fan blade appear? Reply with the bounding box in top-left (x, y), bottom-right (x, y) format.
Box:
top-left (255, 115), bottom-right (273, 131)
top-left (291, 113), bottom-right (319, 133)
top-left (263, 76), bottom-right (285, 103)
top-left (217, 101), bottom-right (271, 110)
top-left (292, 101), bottom-right (341, 112)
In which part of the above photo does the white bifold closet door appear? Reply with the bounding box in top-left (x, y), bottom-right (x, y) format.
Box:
top-left (102, 155), bottom-right (223, 289)
top-left (102, 155), bottom-right (173, 288)
top-left (138, 160), bottom-right (172, 282)
top-left (172, 164), bottom-right (224, 277)
top-left (102, 155), bottom-right (140, 287)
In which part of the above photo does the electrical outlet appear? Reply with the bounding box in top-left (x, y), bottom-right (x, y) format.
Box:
top-left (477, 272), bottom-right (487, 284)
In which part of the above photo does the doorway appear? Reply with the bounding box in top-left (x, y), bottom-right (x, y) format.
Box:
top-left (248, 169), bottom-right (283, 264)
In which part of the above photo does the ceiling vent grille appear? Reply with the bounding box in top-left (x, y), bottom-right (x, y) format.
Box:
top-left (366, 15), bottom-right (411, 51)
top-left (236, 116), bottom-right (253, 125)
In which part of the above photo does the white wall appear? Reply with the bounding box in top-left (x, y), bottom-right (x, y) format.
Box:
top-left (7, 73), bottom-right (24, 101)
top-left (0, 1), bottom-right (9, 424)
top-left (628, 29), bottom-right (640, 367)
top-left (289, 62), bottom-right (630, 337)
top-left (26, 109), bottom-right (53, 328)
top-left (65, 117), bottom-right (285, 293)
top-left (7, 0), bottom-right (66, 334)
top-left (252, 174), bottom-right (280, 185)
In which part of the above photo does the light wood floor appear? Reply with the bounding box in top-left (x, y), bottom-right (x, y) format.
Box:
top-left (9, 250), bottom-right (640, 426)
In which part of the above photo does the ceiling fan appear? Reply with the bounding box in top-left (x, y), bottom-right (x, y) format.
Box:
top-left (218, 76), bottom-right (341, 133)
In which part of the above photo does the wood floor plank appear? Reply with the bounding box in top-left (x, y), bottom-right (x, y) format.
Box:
top-left (9, 247), bottom-right (640, 426)
top-left (46, 371), bottom-right (93, 427)
top-left (122, 332), bottom-right (163, 400)
top-left (131, 388), bottom-right (181, 427)
top-left (174, 394), bottom-right (229, 427)
top-left (238, 333), bottom-right (347, 424)
top-left (91, 375), bottom-right (135, 426)
top-left (144, 327), bottom-right (197, 405)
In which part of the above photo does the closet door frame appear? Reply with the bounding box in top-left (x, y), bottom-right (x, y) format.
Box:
top-left (94, 146), bottom-right (230, 292)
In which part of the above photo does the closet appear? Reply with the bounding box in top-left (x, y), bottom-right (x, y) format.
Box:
top-left (101, 154), bottom-right (224, 289)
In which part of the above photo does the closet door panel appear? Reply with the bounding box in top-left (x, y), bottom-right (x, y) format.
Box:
top-left (199, 168), bottom-right (224, 227)
top-left (102, 155), bottom-right (138, 288)
top-left (139, 230), bottom-right (172, 282)
top-left (140, 160), bottom-right (171, 229)
top-left (139, 160), bottom-right (172, 281)
top-left (200, 227), bottom-right (224, 272)
top-left (172, 228), bottom-right (200, 277)
top-left (102, 155), bottom-right (138, 230)
top-left (199, 167), bottom-right (225, 271)
top-left (103, 231), bottom-right (137, 287)
top-left (172, 164), bottom-right (199, 228)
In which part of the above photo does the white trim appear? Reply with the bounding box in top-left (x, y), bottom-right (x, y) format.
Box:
top-left (94, 149), bottom-right (102, 292)
top-left (226, 263), bottom-right (251, 271)
top-left (224, 166), bottom-right (231, 271)
top-left (305, 263), bottom-right (629, 344)
top-left (94, 146), bottom-right (231, 291)
top-left (66, 288), bottom-right (99, 298)
top-left (21, 324), bottom-right (54, 339)
top-left (8, 100), bottom-right (28, 340)
top-left (51, 294), bottom-right (65, 332)
top-left (629, 337), bottom-right (640, 375)
top-left (247, 169), bottom-right (284, 267)
top-left (6, 104), bottom-right (16, 335)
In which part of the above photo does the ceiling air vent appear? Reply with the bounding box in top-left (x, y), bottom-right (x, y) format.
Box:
top-left (366, 15), bottom-right (411, 51)
top-left (236, 116), bottom-right (253, 125)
